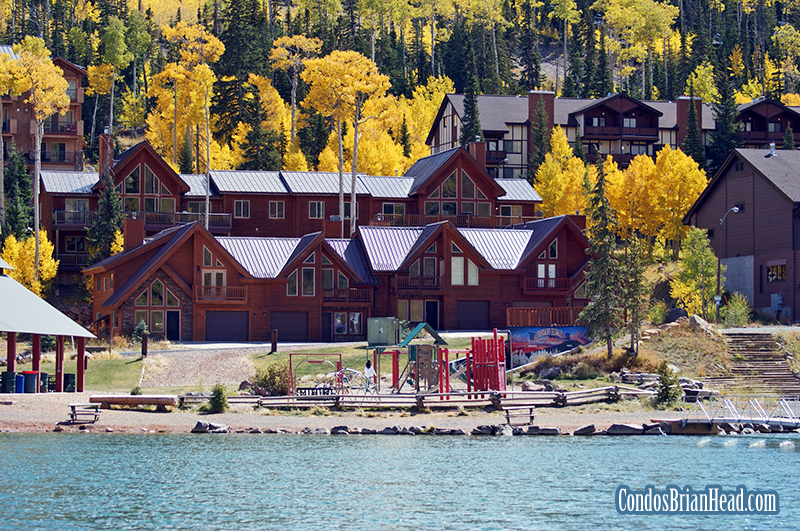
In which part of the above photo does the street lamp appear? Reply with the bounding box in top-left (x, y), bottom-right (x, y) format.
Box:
top-left (716, 206), bottom-right (740, 324)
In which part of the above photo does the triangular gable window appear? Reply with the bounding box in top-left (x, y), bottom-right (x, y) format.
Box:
top-left (538, 250), bottom-right (546, 259)
top-left (321, 255), bottom-right (332, 265)
top-left (135, 290), bottom-right (148, 306)
top-left (462, 173), bottom-right (475, 199)
top-left (304, 252), bottom-right (315, 264)
top-left (144, 165), bottom-right (160, 194)
top-left (166, 289), bottom-right (180, 307)
top-left (161, 183), bottom-right (171, 195)
top-left (442, 172), bottom-right (457, 198)
top-left (203, 246), bottom-right (212, 267)
top-left (451, 242), bottom-right (462, 253)
top-left (477, 188), bottom-right (487, 200)
top-left (216, 259), bottom-right (224, 267)
top-left (429, 188), bottom-right (440, 199)
top-left (425, 243), bottom-right (436, 254)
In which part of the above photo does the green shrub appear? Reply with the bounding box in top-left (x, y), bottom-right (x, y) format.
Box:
top-left (130, 386), bottom-right (142, 395)
top-left (648, 300), bottom-right (669, 325)
top-left (655, 361), bottom-right (682, 405)
top-left (204, 382), bottom-right (229, 413)
top-left (132, 320), bottom-right (149, 342)
top-left (254, 361), bottom-right (290, 396)
top-left (571, 362), bottom-right (601, 379)
top-left (40, 335), bottom-right (57, 353)
top-left (722, 292), bottom-right (751, 327)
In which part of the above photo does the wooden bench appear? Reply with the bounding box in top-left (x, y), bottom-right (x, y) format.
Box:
top-left (90, 394), bottom-right (178, 412)
top-left (504, 405), bottom-right (536, 426)
top-left (295, 387), bottom-right (338, 400)
top-left (69, 404), bottom-right (100, 423)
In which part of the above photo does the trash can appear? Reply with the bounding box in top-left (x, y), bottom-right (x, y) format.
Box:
top-left (0, 372), bottom-right (15, 394)
top-left (64, 373), bottom-right (76, 393)
top-left (23, 371), bottom-right (38, 393)
top-left (39, 372), bottom-right (48, 393)
top-left (14, 374), bottom-right (24, 394)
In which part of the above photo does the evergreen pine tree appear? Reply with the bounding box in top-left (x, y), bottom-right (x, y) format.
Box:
top-left (577, 160), bottom-right (623, 359)
top-left (707, 66), bottom-right (742, 175)
top-left (459, 74), bottom-right (483, 148)
top-left (399, 116), bottom-right (412, 158)
top-left (562, 76), bottom-right (577, 97)
top-left (518, 0), bottom-right (542, 91)
top-left (528, 97), bottom-right (550, 180)
top-left (784, 125), bottom-right (796, 150)
top-left (573, 133), bottom-right (586, 162)
top-left (178, 133), bottom-right (194, 174)
top-left (580, 6), bottom-right (596, 98)
top-left (595, 30), bottom-right (613, 96)
top-left (87, 172), bottom-right (124, 263)
top-left (2, 145), bottom-right (34, 242)
top-left (297, 111), bottom-right (329, 170)
top-left (682, 86), bottom-right (706, 170)
top-left (443, 16), bottom-right (469, 93)
top-left (239, 119), bottom-right (286, 171)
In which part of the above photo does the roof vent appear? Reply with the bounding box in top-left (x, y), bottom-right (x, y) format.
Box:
top-left (769, 142), bottom-right (777, 157)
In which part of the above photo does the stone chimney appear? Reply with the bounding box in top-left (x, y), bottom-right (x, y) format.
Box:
top-left (98, 133), bottom-right (113, 178)
top-left (123, 218), bottom-right (145, 252)
top-left (676, 96), bottom-right (703, 147)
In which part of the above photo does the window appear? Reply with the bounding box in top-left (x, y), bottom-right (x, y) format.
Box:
top-left (442, 173), bottom-right (457, 198)
top-left (125, 167), bottom-right (140, 194)
top-left (442, 202), bottom-right (457, 216)
top-left (383, 203), bottom-right (405, 215)
top-left (462, 202), bottom-right (475, 214)
top-left (462, 174), bottom-right (475, 199)
top-left (161, 183), bottom-right (171, 195)
top-left (234, 200), bottom-right (250, 218)
top-left (423, 257), bottom-right (437, 277)
top-left (134, 310), bottom-right (148, 327)
top-left (487, 140), bottom-right (498, 151)
top-left (734, 161), bottom-right (745, 172)
top-left (707, 229), bottom-right (715, 239)
top-left (768, 264), bottom-right (786, 282)
top-left (549, 239), bottom-right (558, 259)
top-left (166, 290), bottom-right (180, 307)
top-left (202, 270), bottom-right (225, 287)
top-left (287, 270), bottom-right (298, 296)
top-left (476, 203), bottom-right (491, 217)
top-left (397, 299), bottom-right (408, 320)
top-left (503, 140), bottom-right (522, 153)
top-left (144, 197), bottom-right (158, 212)
top-left (304, 252), bottom-right (315, 264)
top-left (50, 143), bottom-right (66, 162)
top-left (322, 268), bottom-right (334, 290)
top-left (334, 312), bottom-right (347, 334)
top-left (309, 201), bottom-right (324, 219)
top-left (103, 277), bottom-right (107, 291)
top-left (144, 166), bottom-right (159, 194)
top-left (65, 198), bottom-right (89, 212)
top-left (110, 272), bottom-right (114, 290)
top-left (302, 267), bottom-right (314, 296)
top-left (451, 256), bottom-right (464, 285)
top-left (151, 311), bottom-right (164, 332)
top-left (590, 116), bottom-right (606, 127)
top-left (344, 201), bottom-right (358, 220)
top-left (742, 121), bottom-right (752, 132)
top-left (768, 122), bottom-right (782, 133)
top-left (426, 243), bottom-right (436, 254)
top-left (623, 117), bottom-right (637, 128)
top-left (631, 143), bottom-right (647, 155)
top-left (135, 290), bottom-right (148, 306)
top-left (424, 202), bottom-right (440, 216)
top-left (410, 259), bottom-right (420, 277)
top-left (161, 198), bottom-right (175, 213)
top-left (500, 205), bottom-right (522, 218)
top-left (410, 300), bottom-right (424, 321)
top-left (429, 188), bottom-right (440, 199)
top-left (66, 236), bottom-right (85, 253)
top-left (349, 312), bottom-right (362, 334)
top-left (451, 242), bottom-right (462, 253)
top-left (269, 201), bottom-right (284, 219)
top-left (203, 246), bottom-right (212, 267)
top-left (467, 259), bottom-right (479, 286)
top-left (574, 282), bottom-right (587, 299)
top-left (188, 202), bottom-right (204, 213)
top-left (337, 271), bottom-right (348, 289)
top-left (477, 188), bottom-right (487, 199)
top-left (124, 197), bottom-right (140, 212)
top-left (151, 280), bottom-right (164, 306)
top-left (321, 255), bottom-right (332, 265)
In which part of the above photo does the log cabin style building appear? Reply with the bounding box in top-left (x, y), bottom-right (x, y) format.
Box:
top-left (84, 214), bottom-right (590, 342)
top-left (42, 138), bottom-right (542, 281)
top-left (684, 147), bottom-right (800, 322)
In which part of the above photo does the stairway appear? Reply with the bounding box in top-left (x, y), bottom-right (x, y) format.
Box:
top-left (705, 331), bottom-right (800, 395)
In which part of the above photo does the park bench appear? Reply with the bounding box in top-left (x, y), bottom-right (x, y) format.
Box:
top-left (68, 404), bottom-right (100, 423)
top-left (295, 387), bottom-right (338, 400)
top-left (89, 394), bottom-right (178, 412)
top-left (504, 405), bottom-right (536, 426)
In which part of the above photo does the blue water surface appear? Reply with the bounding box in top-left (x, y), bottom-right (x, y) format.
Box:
top-left (0, 432), bottom-right (798, 531)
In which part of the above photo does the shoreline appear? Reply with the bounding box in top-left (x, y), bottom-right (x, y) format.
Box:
top-left (0, 391), bottom-right (671, 435)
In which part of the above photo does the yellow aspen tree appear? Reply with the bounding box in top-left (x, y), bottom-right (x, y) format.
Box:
top-left (111, 230), bottom-right (124, 255)
top-left (534, 126), bottom-right (589, 217)
top-left (1, 231), bottom-right (59, 297)
top-left (606, 153), bottom-right (657, 238)
top-left (654, 146), bottom-right (707, 246)
top-left (284, 137), bottom-right (310, 171)
top-left (246, 73), bottom-right (290, 132)
top-left (270, 35), bottom-right (322, 141)
top-left (13, 37), bottom-right (69, 280)
top-left (0, 53), bottom-right (30, 227)
top-left (85, 64), bottom-right (113, 154)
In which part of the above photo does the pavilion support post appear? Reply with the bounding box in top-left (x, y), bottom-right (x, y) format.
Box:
top-left (76, 337), bottom-right (85, 392)
top-left (32, 335), bottom-right (41, 393)
top-left (6, 332), bottom-right (16, 373)
top-left (55, 335), bottom-right (64, 392)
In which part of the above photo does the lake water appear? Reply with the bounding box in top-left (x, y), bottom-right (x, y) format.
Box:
top-left (1, 432), bottom-right (799, 531)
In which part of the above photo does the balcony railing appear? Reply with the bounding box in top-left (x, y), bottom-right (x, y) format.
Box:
top-left (584, 126), bottom-right (658, 138)
top-left (396, 275), bottom-right (443, 290)
top-left (56, 253), bottom-right (91, 270)
top-left (53, 211), bottom-right (98, 227)
top-left (43, 121), bottom-right (78, 134)
top-left (322, 287), bottom-right (372, 302)
top-left (35, 150), bottom-right (83, 164)
top-left (506, 307), bottom-right (584, 327)
top-left (521, 277), bottom-right (572, 294)
top-left (737, 130), bottom-right (790, 142)
top-left (584, 152), bottom-right (637, 166)
top-left (195, 285), bottom-right (248, 302)
top-left (52, 210), bottom-right (232, 230)
top-left (369, 213), bottom-right (538, 228)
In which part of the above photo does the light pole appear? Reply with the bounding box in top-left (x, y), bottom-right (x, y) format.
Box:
top-left (716, 206), bottom-right (740, 324)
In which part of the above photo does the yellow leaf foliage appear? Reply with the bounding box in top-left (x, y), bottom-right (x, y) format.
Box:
top-left (685, 61), bottom-right (719, 103)
top-left (653, 145), bottom-right (707, 242)
top-left (13, 37), bottom-right (70, 122)
top-left (85, 64), bottom-right (113, 97)
top-left (246, 73), bottom-right (290, 132)
top-left (606, 153), bottom-right (658, 238)
top-left (1, 231), bottom-right (59, 297)
top-left (782, 93), bottom-right (800, 106)
top-left (111, 230), bottom-right (124, 255)
top-left (535, 126), bottom-right (593, 217)
top-left (284, 137), bottom-right (310, 171)
top-left (162, 22), bottom-right (224, 67)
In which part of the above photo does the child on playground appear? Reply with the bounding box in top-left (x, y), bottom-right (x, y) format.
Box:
top-left (364, 360), bottom-right (376, 384)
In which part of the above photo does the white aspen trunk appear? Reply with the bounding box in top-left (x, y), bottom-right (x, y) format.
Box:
top-left (173, 84), bottom-right (178, 165)
top-left (351, 102), bottom-right (360, 237)
top-left (90, 94), bottom-right (99, 154)
top-left (109, 67), bottom-right (115, 132)
top-left (371, 14), bottom-right (376, 63)
top-left (0, 101), bottom-right (4, 226)
top-left (291, 67), bottom-right (298, 140)
top-left (492, 21), bottom-right (499, 77)
top-left (664, 38), bottom-right (668, 96)
top-left (337, 119), bottom-right (344, 238)
top-left (205, 89), bottom-right (211, 230)
top-left (430, 14), bottom-right (435, 75)
top-left (34, 120), bottom-right (42, 281)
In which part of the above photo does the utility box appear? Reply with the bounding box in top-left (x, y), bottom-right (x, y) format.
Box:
top-left (367, 317), bottom-right (399, 346)
top-left (771, 293), bottom-right (784, 312)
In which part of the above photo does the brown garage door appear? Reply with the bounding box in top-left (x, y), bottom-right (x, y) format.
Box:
top-left (205, 311), bottom-right (248, 341)
top-left (270, 311), bottom-right (309, 342)
top-left (456, 301), bottom-right (490, 330)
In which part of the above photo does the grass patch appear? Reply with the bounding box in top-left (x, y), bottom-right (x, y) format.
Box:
top-left (775, 331), bottom-right (800, 375)
top-left (637, 326), bottom-right (728, 378)
top-left (28, 356), bottom-right (143, 392)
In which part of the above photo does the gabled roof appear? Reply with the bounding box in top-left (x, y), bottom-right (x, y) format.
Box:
top-left (41, 171), bottom-right (98, 194)
top-left (646, 100), bottom-right (715, 130)
top-left (53, 56), bottom-right (87, 76)
top-left (400, 223), bottom-right (447, 269)
top-left (459, 228), bottom-right (535, 269)
top-left (216, 237), bottom-right (301, 278)
top-left (93, 141), bottom-right (190, 194)
top-left (180, 174), bottom-right (217, 197)
top-left (567, 92), bottom-right (664, 119)
top-left (736, 97), bottom-right (800, 120)
top-left (281, 171), bottom-right (370, 195)
top-left (358, 175), bottom-right (415, 198)
top-left (512, 215), bottom-right (590, 265)
top-left (211, 170), bottom-right (287, 194)
top-left (442, 94), bottom-right (530, 135)
top-left (496, 178), bottom-right (542, 202)
top-left (405, 148), bottom-right (461, 194)
top-left (358, 226), bottom-right (425, 271)
top-left (326, 239), bottom-right (379, 285)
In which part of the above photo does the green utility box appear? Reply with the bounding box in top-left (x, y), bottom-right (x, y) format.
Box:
top-left (367, 317), bottom-right (399, 346)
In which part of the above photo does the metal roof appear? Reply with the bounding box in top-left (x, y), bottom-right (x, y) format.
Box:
top-left (0, 257), bottom-right (13, 270)
top-left (210, 170), bottom-right (287, 194)
top-left (281, 171), bottom-right (370, 195)
top-left (495, 179), bottom-right (542, 202)
top-left (326, 239), bottom-right (379, 284)
top-left (358, 226), bottom-right (424, 271)
top-left (0, 273), bottom-right (94, 337)
top-left (459, 228), bottom-right (534, 269)
top-left (734, 148), bottom-right (800, 202)
top-left (445, 94), bottom-right (530, 133)
top-left (216, 237), bottom-right (300, 278)
top-left (180, 174), bottom-right (215, 197)
top-left (40, 171), bottom-right (98, 194)
top-left (405, 149), bottom-right (460, 194)
top-left (0, 45), bottom-right (18, 59)
top-left (358, 175), bottom-right (415, 198)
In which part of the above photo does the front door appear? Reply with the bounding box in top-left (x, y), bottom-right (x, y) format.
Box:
top-left (425, 300), bottom-right (439, 330)
top-left (166, 310), bottom-right (180, 341)
top-left (321, 312), bottom-right (333, 342)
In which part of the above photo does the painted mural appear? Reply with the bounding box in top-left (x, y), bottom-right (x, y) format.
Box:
top-left (508, 326), bottom-right (591, 368)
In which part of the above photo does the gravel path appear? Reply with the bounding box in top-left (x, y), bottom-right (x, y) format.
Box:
top-left (140, 348), bottom-right (264, 388)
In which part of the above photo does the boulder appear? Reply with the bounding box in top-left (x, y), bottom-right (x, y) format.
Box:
top-left (524, 426), bottom-right (540, 435)
top-left (191, 421), bottom-right (210, 433)
top-left (238, 381), bottom-right (252, 391)
top-left (520, 381), bottom-right (546, 392)
top-left (573, 424), bottom-right (596, 436)
top-left (664, 307), bottom-right (688, 323)
top-left (539, 366), bottom-right (562, 380)
top-left (495, 425), bottom-right (514, 437)
top-left (740, 427), bottom-right (756, 435)
top-left (397, 427), bottom-right (415, 435)
top-left (538, 427), bottom-right (561, 436)
top-left (472, 425), bottom-right (494, 436)
top-left (248, 428), bottom-right (262, 434)
top-left (409, 426), bottom-right (424, 435)
top-left (377, 427), bottom-right (397, 435)
top-left (432, 428), bottom-right (451, 436)
top-left (689, 315), bottom-right (715, 335)
top-left (330, 425), bottom-right (350, 435)
top-left (606, 423), bottom-right (644, 435)
top-left (450, 429), bottom-right (467, 436)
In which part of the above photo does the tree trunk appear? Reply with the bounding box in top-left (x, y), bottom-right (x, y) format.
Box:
top-left (337, 118), bottom-right (344, 238)
top-left (290, 68), bottom-right (298, 140)
top-left (663, 38), bottom-right (668, 96)
top-left (109, 67), bottom-right (115, 133)
top-left (430, 14), bottom-right (435, 76)
top-left (34, 120), bottom-right (43, 281)
top-left (0, 102), bottom-right (4, 227)
top-left (90, 94), bottom-right (99, 155)
top-left (173, 85), bottom-right (178, 164)
top-left (647, 46), bottom-right (653, 98)
top-left (351, 101), bottom-right (361, 237)
top-left (204, 90), bottom-right (211, 230)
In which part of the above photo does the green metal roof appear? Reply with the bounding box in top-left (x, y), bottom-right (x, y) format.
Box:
top-left (398, 323), bottom-right (448, 346)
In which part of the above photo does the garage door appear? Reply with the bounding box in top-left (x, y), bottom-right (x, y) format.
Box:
top-left (270, 311), bottom-right (309, 342)
top-left (205, 311), bottom-right (248, 341)
top-left (456, 301), bottom-right (490, 330)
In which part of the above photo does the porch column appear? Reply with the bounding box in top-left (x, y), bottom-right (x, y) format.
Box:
top-left (6, 332), bottom-right (15, 373)
top-left (32, 335), bottom-right (41, 393)
top-left (76, 337), bottom-right (85, 393)
top-left (55, 335), bottom-right (64, 392)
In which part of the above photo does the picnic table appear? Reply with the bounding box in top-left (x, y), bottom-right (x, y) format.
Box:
top-left (69, 404), bottom-right (100, 423)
